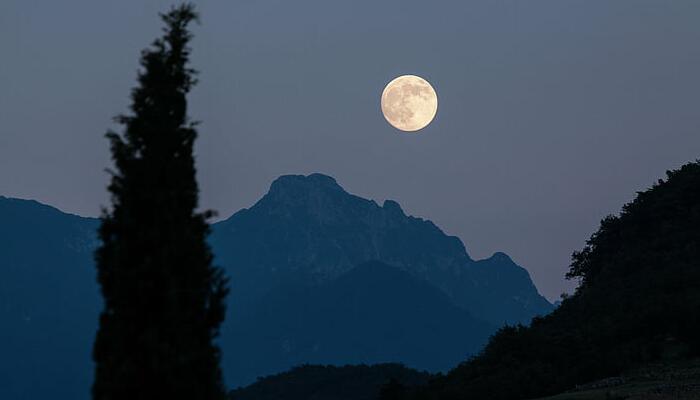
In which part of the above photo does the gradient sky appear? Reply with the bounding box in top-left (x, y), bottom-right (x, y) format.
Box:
top-left (2, 0), bottom-right (700, 300)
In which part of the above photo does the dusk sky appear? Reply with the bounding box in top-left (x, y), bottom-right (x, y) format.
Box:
top-left (2, 0), bottom-right (700, 300)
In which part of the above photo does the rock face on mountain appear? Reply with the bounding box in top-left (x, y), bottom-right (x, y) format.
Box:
top-left (211, 173), bottom-right (552, 327)
top-left (210, 173), bottom-right (551, 386)
top-left (225, 261), bottom-right (494, 385)
top-left (0, 174), bottom-right (551, 397)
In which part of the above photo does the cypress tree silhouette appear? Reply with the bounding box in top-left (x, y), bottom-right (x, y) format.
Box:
top-left (92, 4), bottom-right (228, 399)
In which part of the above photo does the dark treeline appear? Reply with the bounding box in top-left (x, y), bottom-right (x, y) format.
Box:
top-left (230, 364), bottom-right (431, 400)
top-left (397, 161), bottom-right (700, 399)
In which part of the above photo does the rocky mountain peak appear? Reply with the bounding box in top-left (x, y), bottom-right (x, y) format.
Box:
top-left (267, 173), bottom-right (344, 198)
top-left (382, 199), bottom-right (405, 216)
top-left (213, 173), bottom-right (552, 329)
top-left (262, 174), bottom-right (409, 222)
top-left (489, 251), bottom-right (514, 264)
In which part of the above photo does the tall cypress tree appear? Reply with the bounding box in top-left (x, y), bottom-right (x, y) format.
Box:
top-left (93, 4), bottom-right (228, 399)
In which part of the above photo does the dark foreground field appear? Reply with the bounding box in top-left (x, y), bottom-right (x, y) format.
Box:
top-left (536, 360), bottom-right (700, 400)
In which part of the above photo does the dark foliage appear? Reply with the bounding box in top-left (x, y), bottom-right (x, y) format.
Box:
top-left (411, 161), bottom-right (700, 399)
top-left (229, 364), bottom-right (431, 400)
top-left (92, 4), bottom-right (228, 399)
top-left (379, 379), bottom-right (408, 400)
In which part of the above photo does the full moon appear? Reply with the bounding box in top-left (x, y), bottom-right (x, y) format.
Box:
top-left (381, 75), bottom-right (438, 132)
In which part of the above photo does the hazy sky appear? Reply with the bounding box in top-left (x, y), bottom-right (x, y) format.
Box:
top-left (2, 0), bottom-right (700, 300)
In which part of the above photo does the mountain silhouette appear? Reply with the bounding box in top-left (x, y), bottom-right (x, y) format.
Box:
top-left (211, 173), bottom-right (552, 328)
top-left (0, 174), bottom-right (551, 397)
top-left (0, 196), bottom-right (99, 400)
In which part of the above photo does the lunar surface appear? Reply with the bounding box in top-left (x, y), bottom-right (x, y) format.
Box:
top-left (381, 75), bottom-right (438, 132)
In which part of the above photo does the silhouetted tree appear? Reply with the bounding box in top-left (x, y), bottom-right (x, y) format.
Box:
top-left (92, 4), bottom-right (228, 399)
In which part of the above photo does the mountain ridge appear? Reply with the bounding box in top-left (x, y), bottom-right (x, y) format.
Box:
top-left (212, 173), bottom-right (552, 327)
top-left (0, 172), bottom-right (552, 396)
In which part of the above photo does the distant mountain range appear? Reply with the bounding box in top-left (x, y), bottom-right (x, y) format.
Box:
top-left (225, 260), bottom-right (493, 385)
top-left (212, 174), bottom-right (552, 327)
top-left (0, 173), bottom-right (551, 398)
top-left (211, 173), bottom-right (552, 385)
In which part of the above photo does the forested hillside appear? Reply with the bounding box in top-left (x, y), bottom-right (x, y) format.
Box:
top-left (230, 364), bottom-right (430, 400)
top-left (407, 162), bottom-right (700, 399)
